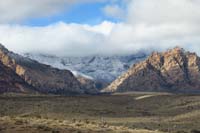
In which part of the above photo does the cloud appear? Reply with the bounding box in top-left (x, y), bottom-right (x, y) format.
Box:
top-left (127, 0), bottom-right (200, 24)
top-left (1, 0), bottom-right (200, 56)
top-left (122, 0), bottom-right (200, 53)
top-left (0, 0), bottom-right (108, 23)
top-left (0, 21), bottom-right (116, 56)
top-left (102, 4), bottom-right (125, 19)
top-left (102, 0), bottom-right (130, 20)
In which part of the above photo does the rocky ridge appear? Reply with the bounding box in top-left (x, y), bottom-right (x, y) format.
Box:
top-left (103, 47), bottom-right (200, 93)
top-left (0, 44), bottom-right (94, 94)
top-left (0, 61), bottom-right (34, 94)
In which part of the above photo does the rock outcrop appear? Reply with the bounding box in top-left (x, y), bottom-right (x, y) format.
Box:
top-left (76, 76), bottom-right (99, 94)
top-left (0, 44), bottom-right (85, 95)
top-left (103, 47), bottom-right (200, 93)
top-left (0, 61), bottom-right (34, 94)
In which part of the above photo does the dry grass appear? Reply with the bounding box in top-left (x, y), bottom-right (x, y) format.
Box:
top-left (0, 92), bottom-right (199, 132)
top-left (0, 116), bottom-right (163, 133)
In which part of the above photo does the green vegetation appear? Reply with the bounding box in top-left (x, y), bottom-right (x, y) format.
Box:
top-left (0, 92), bottom-right (200, 132)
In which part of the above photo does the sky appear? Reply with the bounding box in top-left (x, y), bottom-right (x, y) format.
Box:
top-left (0, 0), bottom-right (200, 57)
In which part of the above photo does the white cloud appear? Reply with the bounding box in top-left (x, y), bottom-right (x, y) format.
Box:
top-left (127, 0), bottom-right (200, 24)
top-left (102, 4), bottom-right (125, 19)
top-left (1, 0), bottom-right (200, 56)
top-left (0, 21), bottom-right (116, 56)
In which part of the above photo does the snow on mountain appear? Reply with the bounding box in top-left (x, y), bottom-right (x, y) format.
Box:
top-left (23, 53), bottom-right (147, 83)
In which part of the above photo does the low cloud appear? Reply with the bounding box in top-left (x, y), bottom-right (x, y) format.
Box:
top-left (0, 21), bottom-right (116, 56)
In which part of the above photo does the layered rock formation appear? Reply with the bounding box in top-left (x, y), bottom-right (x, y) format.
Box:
top-left (0, 61), bottom-right (34, 94)
top-left (0, 44), bottom-right (86, 94)
top-left (103, 47), bottom-right (200, 93)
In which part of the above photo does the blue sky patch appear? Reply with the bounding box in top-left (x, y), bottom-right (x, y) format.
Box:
top-left (23, 2), bottom-right (121, 26)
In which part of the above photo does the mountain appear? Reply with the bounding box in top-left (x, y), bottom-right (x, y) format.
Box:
top-left (103, 47), bottom-right (200, 93)
top-left (76, 75), bottom-right (99, 94)
top-left (0, 61), bottom-right (34, 94)
top-left (0, 44), bottom-right (93, 95)
top-left (23, 53), bottom-right (147, 84)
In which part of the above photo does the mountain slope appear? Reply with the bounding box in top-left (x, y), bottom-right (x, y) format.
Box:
top-left (0, 61), bottom-right (34, 94)
top-left (24, 53), bottom-right (147, 83)
top-left (103, 47), bottom-right (200, 93)
top-left (0, 44), bottom-right (86, 95)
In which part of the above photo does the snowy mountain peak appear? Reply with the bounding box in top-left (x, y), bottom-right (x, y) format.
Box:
top-left (24, 53), bottom-right (147, 83)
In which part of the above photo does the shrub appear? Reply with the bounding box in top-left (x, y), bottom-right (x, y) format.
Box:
top-left (52, 130), bottom-right (60, 133)
top-left (37, 125), bottom-right (52, 131)
top-left (191, 129), bottom-right (200, 133)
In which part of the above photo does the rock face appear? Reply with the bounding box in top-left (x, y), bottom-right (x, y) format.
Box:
top-left (76, 76), bottom-right (99, 94)
top-left (0, 61), bottom-right (34, 94)
top-left (103, 47), bottom-right (200, 93)
top-left (0, 44), bottom-right (85, 94)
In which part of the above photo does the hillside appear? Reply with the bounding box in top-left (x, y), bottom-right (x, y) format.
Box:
top-left (0, 61), bottom-right (34, 94)
top-left (0, 44), bottom-right (97, 95)
top-left (103, 47), bottom-right (200, 93)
